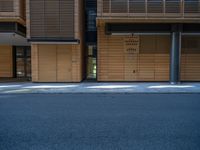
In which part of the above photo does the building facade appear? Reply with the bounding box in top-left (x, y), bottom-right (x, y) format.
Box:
top-left (0, 0), bottom-right (29, 79)
top-left (97, 0), bottom-right (200, 83)
top-left (27, 0), bottom-right (85, 82)
top-left (0, 0), bottom-right (200, 83)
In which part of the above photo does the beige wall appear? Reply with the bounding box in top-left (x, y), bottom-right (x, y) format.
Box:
top-left (98, 23), bottom-right (200, 82)
top-left (31, 44), bottom-right (83, 82)
top-left (97, 23), bottom-right (170, 81)
top-left (181, 36), bottom-right (200, 81)
top-left (0, 45), bottom-right (13, 77)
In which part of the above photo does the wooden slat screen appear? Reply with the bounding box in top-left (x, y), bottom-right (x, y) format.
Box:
top-left (103, 0), bottom-right (109, 13)
top-left (129, 0), bottom-right (146, 13)
top-left (181, 36), bottom-right (200, 81)
top-left (111, 0), bottom-right (127, 13)
top-left (0, 0), bottom-right (14, 12)
top-left (98, 23), bottom-right (171, 81)
top-left (30, 0), bottom-right (74, 38)
top-left (184, 0), bottom-right (200, 13)
top-left (165, 1), bottom-right (181, 14)
top-left (147, 0), bottom-right (163, 14)
top-left (100, 0), bottom-right (200, 17)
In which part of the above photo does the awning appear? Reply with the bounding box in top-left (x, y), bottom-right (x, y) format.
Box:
top-left (105, 23), bottom-right (200, 35)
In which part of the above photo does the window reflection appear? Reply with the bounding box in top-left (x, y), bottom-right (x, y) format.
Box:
top-left (15, 47), bottom-right (31, 78)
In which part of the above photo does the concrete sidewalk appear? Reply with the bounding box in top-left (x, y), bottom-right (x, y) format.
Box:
top-left (0, 82), bottom-right (200, 94)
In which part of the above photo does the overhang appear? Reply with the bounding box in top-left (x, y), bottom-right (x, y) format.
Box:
top-left (105, 23), bottom-right (200, 35)
top-left (28, 38), bottom-right (80, 44)
top-left (0, 22), bottom-right (29, 46)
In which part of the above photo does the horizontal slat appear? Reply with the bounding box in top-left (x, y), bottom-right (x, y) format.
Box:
top-left (0, 0), bottom-right (13, 12)
top-left (99, 0), bottom-right (200, 18)
top-left (30, 0), bottom-right (74, 38)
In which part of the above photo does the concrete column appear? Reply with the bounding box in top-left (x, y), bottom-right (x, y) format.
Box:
top-left (170, 31), bottom-right (181, 84)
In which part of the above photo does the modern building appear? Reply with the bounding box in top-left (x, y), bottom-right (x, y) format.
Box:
top-left (0, 0), bottom-right (200, 83)
top-left (0, 0), bottom-right (29, 79)
top-left (97, 0), bottom-right (200, 83)
top-left (27, 0), bottom-right (85, 82)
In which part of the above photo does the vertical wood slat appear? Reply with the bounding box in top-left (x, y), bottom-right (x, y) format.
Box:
top-left (0, 0), bottom-right (14, 12)
top-left (57, 45), bottom-right (72, 82)
top-left (38, 45), bottom-right (57, 82)
top-left (0, 0), bottom-right (25, 24)
top-left (29, 0), bottom-right (74, 38)
top-left (31, 44), bottom-right (83, 82)
top-left (0, 45), bottom-right (13, 77)
top-left (98, 22), bottom-right (171, 81)
top-left (99, 0), bottom-right (200, 18)
top-left (31, 44), bottom-right (39, 81)
top-left (181, 36), bottom-right (200, 81)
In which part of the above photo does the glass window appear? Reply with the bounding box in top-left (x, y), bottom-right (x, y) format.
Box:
top-left (87, 45), bottom-right (97, 79)
top-left (15, 47), bottom-right (31, 78)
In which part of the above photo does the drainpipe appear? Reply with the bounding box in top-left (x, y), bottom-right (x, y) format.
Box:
top-left (170, 25), bottom-right (182, 84)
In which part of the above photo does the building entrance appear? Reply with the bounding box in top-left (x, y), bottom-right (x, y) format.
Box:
top-left (14, 46), bottom-right (31, 79)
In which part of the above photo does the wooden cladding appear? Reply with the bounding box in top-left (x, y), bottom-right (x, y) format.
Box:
top-left (29, 0), bottom-right (74, 38)
top-left (0, 45), bottom-right (13, 77)
top-left (98, 24), bottom-right (170, 81)
top-left (0, 0), bottom-right (13, 12)
top-left (31, 44), bottom-right (83, 82)
top-left (0, 0), bottom-right (25, 24)
top-left (181, 36), bottom-right (200, 81)
top-left (98, 23), bottom-right (200, 81)
top-left (98, 0), bottom-right (200, 18)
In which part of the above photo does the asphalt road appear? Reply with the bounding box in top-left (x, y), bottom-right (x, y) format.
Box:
top-left (0, 94), bottom-right (200, 150)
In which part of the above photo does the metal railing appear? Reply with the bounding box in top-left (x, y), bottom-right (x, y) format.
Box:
top-left (98, 0), bottom-right (200, 18)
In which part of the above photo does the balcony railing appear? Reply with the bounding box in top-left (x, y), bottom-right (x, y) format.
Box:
top-left (97, 0), bottom-right (200, 18)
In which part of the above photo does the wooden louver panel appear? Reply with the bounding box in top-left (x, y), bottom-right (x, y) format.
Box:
top-left (181, 36), bottom-right (200, 81)
top-left (111, 0), bottom-right (127, 13)
top-left (184, 1), bottom-right (200, 14)
top-left (100, 0), bottom-right (200, 18)
top-left (129, 0), bottom-right (145, 13)
top-left (0, 46), bottom-right (13, 77)
top-left (147, 0), bottom-right (163, 14)
top-left (98, 23), bottom-right (171, 81)
top-left (165, 1), bottom-right (181, 14)
top-left (0, 0), bottom-right (13, 12)
top-left (60, 0), bottom-right (74, 38)
top-left (30, 0), bottom-right (74, 38)
top-left (103, 0), bottom-right (109, 13)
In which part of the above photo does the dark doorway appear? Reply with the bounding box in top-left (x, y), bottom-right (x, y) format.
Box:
top-left (13, 46), bottom-right (31, 79)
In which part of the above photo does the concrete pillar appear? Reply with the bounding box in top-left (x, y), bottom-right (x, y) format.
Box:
top-left (170, 31), bottom-right (181, 84)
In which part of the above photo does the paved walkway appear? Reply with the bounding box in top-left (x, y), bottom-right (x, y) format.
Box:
top-left (0, 82), bottom-right (200, 94)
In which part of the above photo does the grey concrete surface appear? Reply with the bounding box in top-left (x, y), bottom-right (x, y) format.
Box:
top-left (0, 82), bottom-right (200, 94)
top-left (0, 94), bottom-right (200, 150)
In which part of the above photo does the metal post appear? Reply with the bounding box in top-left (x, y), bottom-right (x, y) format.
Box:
top-left (170, 31), bottom-right (181, 84)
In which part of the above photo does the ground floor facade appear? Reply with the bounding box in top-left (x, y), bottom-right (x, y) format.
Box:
top-left (1, 23), bottom-right (200, 83)
top-left (0, 45), bottom-right (31, 79)
top-left (0, 43), bottom-right (84, 83)
top-left (97, 22), bottom-right (200, 82)
top-left (31, 44), bottom-right (84, 82)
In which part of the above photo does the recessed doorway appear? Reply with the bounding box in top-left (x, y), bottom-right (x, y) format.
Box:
top-left (13, 46), bottom-right (31, 79)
